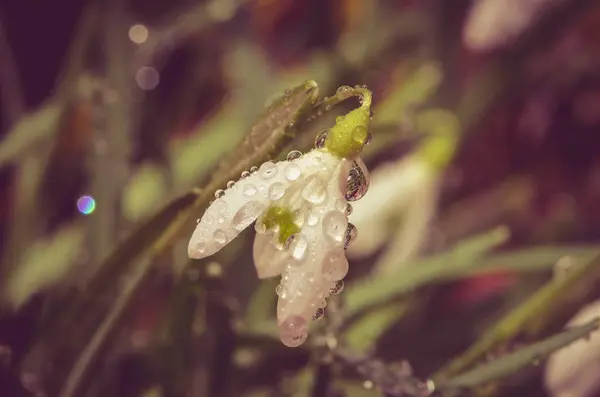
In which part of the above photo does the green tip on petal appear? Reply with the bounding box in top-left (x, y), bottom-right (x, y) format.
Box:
top-left (324, 104), bottom-right (371, 159)
top-left (260, 205), bottom-right (301, 245)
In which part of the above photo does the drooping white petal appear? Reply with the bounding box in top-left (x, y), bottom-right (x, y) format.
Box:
top-left (347, 157), bottom-right (435, 258)
top-left (188, 161), bottom-right (288, 259)
top-left (252, 232), bottom-right (289, 279)
top-left (373, 175), bottom-right (439, 275)
top-left (273, 154), bottom-right (354, 346)
top-left (463, 0), bottom-right (556, 51)
top-left (545, 299), bottom-right (600, 397)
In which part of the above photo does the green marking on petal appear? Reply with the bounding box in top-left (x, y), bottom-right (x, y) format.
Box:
top-left (260, 205), bottom-right (301, 245)
top-left (324, 102), bottom-right (371, 159)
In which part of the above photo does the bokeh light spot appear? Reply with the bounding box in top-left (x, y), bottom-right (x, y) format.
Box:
top-left (77, 195), bottom-right (96, 215)
top-left (128, 24), bottom-right (148, 44)
top-left (135, 67), bottom-right (160, 90)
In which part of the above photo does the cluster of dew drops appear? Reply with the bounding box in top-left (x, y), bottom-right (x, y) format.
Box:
top-left (199, 84), bottom-right (372, 337)
top-left (281, 129), bottom-right (370, 331)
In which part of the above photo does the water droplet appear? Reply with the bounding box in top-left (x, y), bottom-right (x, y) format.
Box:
top-left (330, 279), bottom-right (344, 295)
top-left (250, 166), bottom-right (258, 173)
top-left (301, 176), bottom-right (327, 204)
top-left (227, 180), bottom-right (236, 189)
top-left (345, 204), bottom-right (353, 216)
top-left (269, 183), bottom-right (286, 200)
top-left (259, 161), bottom-right (277, 179)
top-left (312, 308), bottom-right (325, 321)
top-left (322, 250), bottom-right (349, 280)
top-left (336, 85), bottom-right (352, 99)
top-left (243, 184), bottom-right (257, 197)
top-left (241, 170), bottom-right (250, 179)
top-left (214, 229), bottom-right (228, 244)
top-left (287, 150), bottom-right (302, 161)
top-left (233, 201), bottom-right (264, 231)
top-left (322, 211), bottom-right (348, 246)
top-left (254, 219), bottom-right (267, 234)
top-left (284, 163), bottom-right (301, 181)
top-left (279, 315), bottom-right (308, 348)
top-left (214, 189), bottom-right (225, 198)
top-left (275, 284), bottom-right (287, 298)
top-left (344, 223), bottom-right (357, 249)
top-left (307, 210), bottom-right (320, 226)
top-left (352, 125), bottom-right (368, 144)
top-left (364, 133), bottom-right (372, 146)
top-left (336, 115), bottom-right (344, 124)
top-left (196, 218), bottom-right (201, 224)
top-left (293, 208), bottom-right (306, 226)
top-left (288, 234), bottom-right (309, 262)
top-left (335, 199), bottom-right (346, 212)
top-left (315, 130), bottom-right (328, 148)
top-left (195, 242), bottom-right (206, 254)
top-left (345, 159), bottom-right (370, 201)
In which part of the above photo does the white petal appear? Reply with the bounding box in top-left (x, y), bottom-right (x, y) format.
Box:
top-left (275, 154), bottom-right (353, 345)
top-left (188, 149), bottom-right (338, 260)
top-left (188, 161), bottom-right (285, 259)
top-left (463, 0), bottom-right (552, 51)
top-left (373, 176), bottom-right (439, 275)
top-left (347, 157), bottom-right (433, 258)
top-left (545, 299), bottom-right (600, 397)
top-left (252, 233), bottom-right (289, 279)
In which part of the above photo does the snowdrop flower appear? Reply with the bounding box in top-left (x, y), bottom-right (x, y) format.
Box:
top-left (545, 299), bottom-right (600, 397)
top-left (347, 109), bottom-right (458, 276)
top-left (188, 88), bottom-right (373, 347)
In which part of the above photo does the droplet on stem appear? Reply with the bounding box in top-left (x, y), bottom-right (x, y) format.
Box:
top-left (287, 150), bottom-right (302, 161)
top-left (315, 130), bottom-right (328, 148)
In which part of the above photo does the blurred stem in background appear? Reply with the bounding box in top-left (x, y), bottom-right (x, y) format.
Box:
top-left (0, 1), bottom-right (600, 397)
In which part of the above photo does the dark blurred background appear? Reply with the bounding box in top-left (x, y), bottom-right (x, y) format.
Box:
top-left (2, 0), bottom-right (600, 396)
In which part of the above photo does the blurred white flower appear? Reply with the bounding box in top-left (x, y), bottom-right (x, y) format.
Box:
top-left (545, 299), bottom-right (600, 397)
top-left (189, 96), bottom-right (373, 347)
top-left (463, 0), bottom-right (559, 51)
top-left (347, 154), bottom-right (439, 275)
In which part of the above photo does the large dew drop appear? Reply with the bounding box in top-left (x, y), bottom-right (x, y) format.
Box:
top-left (260, 161), bottom-right (278, 179)
top-left (269, 183), bottom-right (286, 200)
top-left (288, 234), bottom-right (309, 262)
top-left (243, 184), bottom-right (257, 197)
top-left (301, 175), bottom-right (327, 204)
top-left (322, 210), bottom-right (348, 246)
top-left (284, 163), bottom-right (302, 181)
top-left (278, 315), bottom-right (308, 348)
top-left (287, 150), bottom-right (302, 161)
top-left (344, 159), bottom-right (370, 201)
top-left (232, 201), bottom-right (264, 231)
top-left (322, 250), bottom-right (349, 281)
top-left (213, 229), bottom-right (228, 245)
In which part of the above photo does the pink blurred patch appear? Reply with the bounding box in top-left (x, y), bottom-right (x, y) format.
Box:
top-left (442, 271), bottom-right (519, 308)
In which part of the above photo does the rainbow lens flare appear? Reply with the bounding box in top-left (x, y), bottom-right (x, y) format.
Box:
top-left (77, 195), bottom-right (96, 215)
